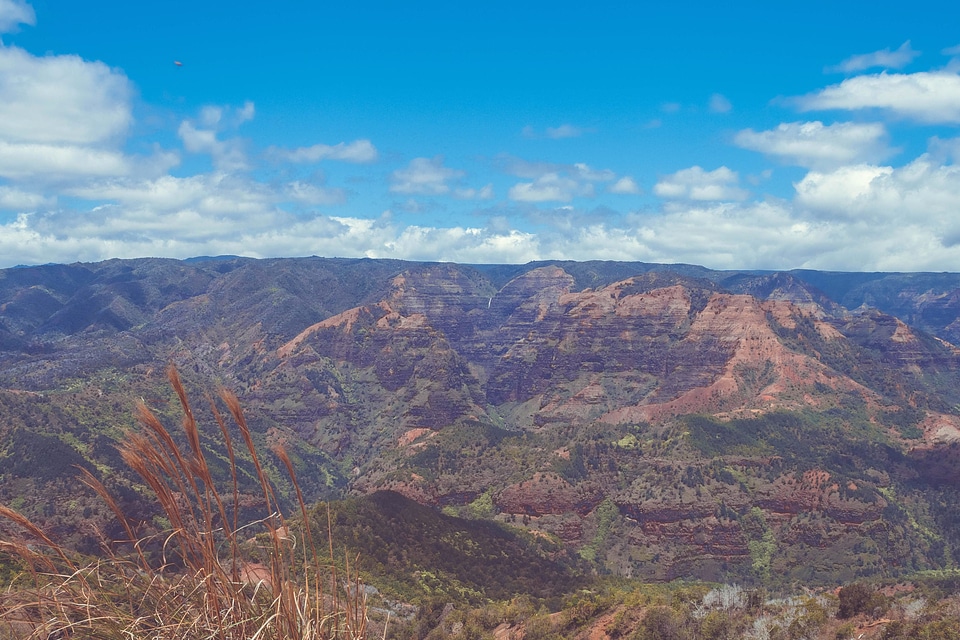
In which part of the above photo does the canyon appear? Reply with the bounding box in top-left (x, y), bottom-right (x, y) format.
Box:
top-left (2, 256), bottom-right (960, 585)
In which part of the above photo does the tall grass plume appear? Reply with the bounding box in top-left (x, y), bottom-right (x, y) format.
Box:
top-left (0, 365), bottom-right (369, 639)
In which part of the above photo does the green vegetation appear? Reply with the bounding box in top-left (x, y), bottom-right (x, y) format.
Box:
top-left (4, 369), bottom-right (960, 639)
top-left (579, 497), bottom-right (618, 563)
top-left (315, 490), bottom-right (583, 605)
top-left (683, 409), bottom-right (894, 471)
top-left (742, 507), bottom-right (775, 581)
top-left (381, 575), bottom-right (960, 640)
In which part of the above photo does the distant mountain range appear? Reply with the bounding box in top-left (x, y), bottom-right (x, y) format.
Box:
top-left (3, 256), bottom-right (960, 586)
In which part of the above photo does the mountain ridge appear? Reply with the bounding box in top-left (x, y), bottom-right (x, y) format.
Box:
top-left (3, 256), bottom-right (960, 586)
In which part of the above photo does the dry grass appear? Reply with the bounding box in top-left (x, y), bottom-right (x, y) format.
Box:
top-left (0, 365), bottom-right (370, 639)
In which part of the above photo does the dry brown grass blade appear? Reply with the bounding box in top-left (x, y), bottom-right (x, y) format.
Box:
top-left (0, 505), bottom-right (76, 575)
top-left (0, 366), bottom-right (370, 639)
top-left (220, 388), bottom-right (290, 595)
top-left (209, 392), bottom-right (242, 582)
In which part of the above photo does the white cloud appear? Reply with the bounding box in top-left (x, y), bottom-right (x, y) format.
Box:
top-left (389, 156), bottom-right (464, 195)
top-left (236, 101), bottom-right (255, 125)
top-left (199, 106), bottom-right (223, 127)
top-left (268, 139), bottom-right (378, 163)
top-left (794, 164), bottom-right (893, 220)
top-left (497, 155), bottom-right (561, 179)
top-left (573, 163), bottom-right (616, 182)
top-left (177, 102), bottom-right (256, 171)
top-left (509, 173), bottom-right (592, 202)
top-left (653, 166), bottom-right (749, 201)
top-left (454, 184), bottom-right (494, 200)
top-left (178, 121), bottom-right (248, 172)
top-left (0, 205), bottom-right (545, 267)
top-left (195, 101), bottom-right (255, 128)
top-left (177, 122), bottom-right (217, 154)
top-left (0, 45), bottom-right (131, 145)
top-left (0, 142), bottom-right (129, 179)
top-left (827, 41), bottom-right (920, 74)
top-left (794, 155), bottom-right (960, 230)
top-left (618, 201), bottom-right (841, 269)
top-left (734, 121), bottom-right (892, 169)
top-left (501, 157), bottom-right (620, 202)
top-left (0, 185), bottom-right (51, 210)
top-left (0, 43), bottom-right (180, 183)
top-left (283, 181), bottom-right (346, 206)
top-left (546, 124), bottom-right (582, 139)
top-left (796, 71), bottom-right (960, 123)
top-left (0, 0), bottom-right (34, 33)
top-left (708, 93), bottom-right (732, 113)
top-left (521, 124), bottom-right (585, 139)
top-left (13, 147), bottom-right (960, 271)
top-left (746, 169), bottom-right (774, 186)
top-left (927, 136), bottom-right (960, 164)
top-left (66, 174), bottom-right (275, 216)
top-left (608, 176), bottom-right (641, 194)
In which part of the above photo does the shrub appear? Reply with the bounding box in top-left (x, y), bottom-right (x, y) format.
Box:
top-left (635, 606), bottom-right (692, 640)
top-left (0, 366), bottom-right (368, 639)
top-left (838, 582), bottom-right (886, 619)
top-left (835, 621), bottom-right (856, 639)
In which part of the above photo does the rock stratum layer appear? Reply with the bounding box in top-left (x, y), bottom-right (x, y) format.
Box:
top-left (3, 257), bottom-right (960, 585)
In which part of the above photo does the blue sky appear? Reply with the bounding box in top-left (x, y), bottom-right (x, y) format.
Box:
top-left (2, 0), bottom-right (960, 270)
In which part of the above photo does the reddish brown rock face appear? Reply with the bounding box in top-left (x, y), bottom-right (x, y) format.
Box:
top-left (496, 472), bottom-right (603, 517)
top-left (3, 258), bottom-right (960, 584)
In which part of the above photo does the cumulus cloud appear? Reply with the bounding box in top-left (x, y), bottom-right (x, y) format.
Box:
top-left (927, 136), bottom-right (960, 163)
top-left (708, 93), bottom-right (732, 113)
top-left (573, 163), bottom-right (616, 182)
top-left (0, 185), bottom-right (51, 210)
top-left (521, 124), bottom-right (585, 139)
top-left (0, 198), bottom-right (922, 270)
top-left (509, 173), bottom-right (591, 202)
top-left (13, 145), bottom-right (960, 272)
top-left (178, 121), bottom-right (248, 172)
top-left (196, 101), bottom-right (255, 129)
top-left (794, 155), bottom-right (960, 226)
top-left (66, 174), bottom-right (276, 216)
top-left (827, 41), bottom-right (920, 74)
top-left (0, 42), bottom-right (182, 183)
top-left (501, 157), bottom-right (620, 202)
top-left (0, 204), bottom-right (545, 268)
top-left (546, 124), bottom-right (582, 139)
top-left (268, 139), bottom-right (378, 163)
top-left (390, 157), bottom-right (465, 195)
top-left (283, 181), bottom-right (346, 206)
top-left (734, 121), bottom-right (892, 169)
top-left (0, 143), bottom-right (124, 180)
top-left (608, 176), bottom-right (641, 194)
top-left (497, 155), bottom-right (561, 179)
top-left (653, 166), bottom-right (749, 201)
top-left (796, 71), bottom-right (960, 123)
top-left (177, 103), bottom-right (256, 172)
top-left (0, 45), bottom-right (131, 145)
top-left (0, 0), bottom-right (33, 33)
top-left (454, 184), bottom-right (494, 200)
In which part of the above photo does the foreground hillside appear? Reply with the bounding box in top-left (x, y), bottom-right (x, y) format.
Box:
top-left (2, 257), bottom-right (960, 586)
